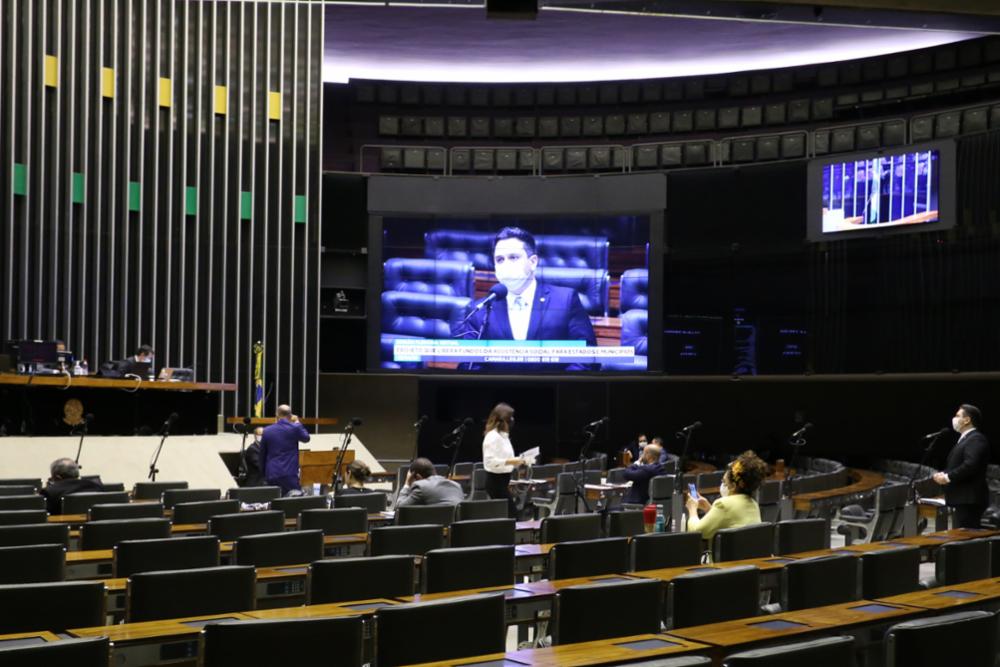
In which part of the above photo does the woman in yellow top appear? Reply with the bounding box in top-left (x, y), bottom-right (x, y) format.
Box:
top-left (685, 450), bottom-right (766, 543)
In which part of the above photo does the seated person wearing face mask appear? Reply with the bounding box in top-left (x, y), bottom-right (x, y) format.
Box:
top-left (685, 450), bottom-right (766, 544)
top-left (622, 443), bottom-right (665, 505)
top-left (453, 227), bottom-right (597, 372)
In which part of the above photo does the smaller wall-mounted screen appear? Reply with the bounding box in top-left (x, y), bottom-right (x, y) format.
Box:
top-left (376, 215), bottom-right (650, 373)
top-left (807, 141), bottom-right (955, 242)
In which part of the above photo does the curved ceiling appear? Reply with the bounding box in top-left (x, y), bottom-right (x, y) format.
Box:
top-left (323, 5), bottom-right (981, 83)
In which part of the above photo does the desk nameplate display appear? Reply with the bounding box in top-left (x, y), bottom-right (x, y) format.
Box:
top-left (933, 590), bottom-right (981, 599)
top-left (747, 619), bottom-right (810, 631)
top-left (614, 637), bottom-right (683, 650)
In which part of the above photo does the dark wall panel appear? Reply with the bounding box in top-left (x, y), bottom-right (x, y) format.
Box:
top-left (0, 0), bottom-right (324, 417)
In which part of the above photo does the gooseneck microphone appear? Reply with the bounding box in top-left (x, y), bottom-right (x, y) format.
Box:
top-left (923, 427), bottom-right (950, 440)
top-left (791, 422), bottom-right (812, 440)
top-left (679, 421), bottom-right (702, 434)
top-left (584, 416), bottom-right (609, 430)
top-left (413, 415), bottom-right (429, 430)
top-left (473, 284), bottom-right (508, 312)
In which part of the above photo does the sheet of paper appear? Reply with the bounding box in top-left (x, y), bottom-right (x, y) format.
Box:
top-left (521, 446), bottom-right (540, 465)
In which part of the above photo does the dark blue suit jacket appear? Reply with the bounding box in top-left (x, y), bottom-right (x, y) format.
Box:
top-left (455, 281), bottom-right (597, 371)
top-left (260, 419), bottom-right (311, 484)
top-left (622, 460), bottom-right (666, 505)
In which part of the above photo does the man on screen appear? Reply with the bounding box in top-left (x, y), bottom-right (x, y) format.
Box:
top-left (454, 227), bottom-right (597, 371)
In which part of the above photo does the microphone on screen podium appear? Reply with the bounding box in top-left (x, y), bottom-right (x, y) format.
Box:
top-left (459, 284), bottom-right (509, 325)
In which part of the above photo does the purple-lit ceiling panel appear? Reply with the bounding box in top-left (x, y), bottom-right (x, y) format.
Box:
top-left (323, 5), bottom-right (981, 83)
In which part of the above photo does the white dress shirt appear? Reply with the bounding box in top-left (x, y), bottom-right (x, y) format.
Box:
top-left (506, 279), bottom-right (537, 341)
top-left (483, 428), bottom-right (516, 474)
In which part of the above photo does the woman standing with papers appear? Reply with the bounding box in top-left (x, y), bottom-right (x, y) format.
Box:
top-left (482, 402), bottom-right (531, 518)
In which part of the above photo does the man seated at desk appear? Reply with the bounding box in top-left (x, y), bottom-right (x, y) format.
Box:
top-left (41, 457), bottom-right (104, 515)
top-left (395, 457), bottom-right (464, 507)
top-left (622, 443), bottom-right (666, 506)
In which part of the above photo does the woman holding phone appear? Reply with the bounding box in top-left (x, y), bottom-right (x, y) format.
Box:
top-left (482, 402), bottom-right (528, 518)
top-left (685, 450), bottom-right (766, 543)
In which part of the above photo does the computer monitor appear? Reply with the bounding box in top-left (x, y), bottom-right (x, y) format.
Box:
top-left (124, 360), bottom-right (152, 378)
top-left (17, 341), bottom-right (58, 366)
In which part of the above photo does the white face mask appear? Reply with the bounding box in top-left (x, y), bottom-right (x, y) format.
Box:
top-left (719, 481), bottom-right (730, 497)
top-left (952, 416), bottom-right (965, 433)
top-left (493, 239), bottom-right (537, 295)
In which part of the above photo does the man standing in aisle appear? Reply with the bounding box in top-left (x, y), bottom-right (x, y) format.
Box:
top-left (260, 404), bottom-right (310, 496)
top-left (933, 404), bottom-right (991, 529)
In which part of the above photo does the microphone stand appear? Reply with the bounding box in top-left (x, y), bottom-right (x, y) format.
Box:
top-left (909, 430), bottom-right (946, 504)
top-left (331, 422), bottom-right (357, 498)
top-left (674, 427), bottom-right (697, 495)
top-left (236, 421), bottom-right (251, 486)
top-left (443, 421), bottom-right (469, 477)
top-left (574, 424), bottom-right (601, 513)
top-left (784, 433), bottom-right (808, 504)
top-left (73, 420), bottom-right (89, 468)
top-left (147, 418), bottom-right (175, 481)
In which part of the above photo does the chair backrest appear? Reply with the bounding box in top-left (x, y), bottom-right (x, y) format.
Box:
top-left (298, 507), bottom-right (368, 535)
top-left (782, 554), bottom-right (860, 611)
top-left (723, 635), bottom-right (857, 667)
top-left (0, 523), bottom-right (69, 547)
top-left (0, 580), bottom-right (105, 633)
top-left (308, 555), bottom-right (415, 604)
top-left (370, 524), bottom-right (444, 557)
top-left (114, 535), bottom-right (221, 578)
top-left (171, 499), bottom-right (240, 524)
top-left (226, 486), bottom-right (282, 503)
top-left (0, 544), bottom-right (65, 584)
top-left (60, 491), bottom-right (130, 515)
top-left (649, 474), bottom-right (676, 505)
top-left (162, 488), bottom-right (221, 509)
top-left (988, 535), bottom-right (1000, 577)
top-left (456, 499), bottom-right (508, 521)
top-left (333, 491), bottom-right (387, 512)
top-left (713, 523), bottom-right (775, 562)
top-left (423, 545), bottom-right (515, 593)
top-left (935, 538), bottom-right (991, 586)
top-left (535, 267), bottom-right (609, 316)
top-left (554, 579), bottom-right (662, 644)
top-left (631, 532), bottom-right (704, 571)
top-left (668, 566), bottom-right (760, 629)
top-left (449, 518), bottom-right (516, 548)
top-left (132, 480), bottom-right (188, 500)
top-left (374, 593), bottom-right (506, 667)
top-left (775, 518), bottom-right (829, 555)
top-left (755, 480), bottom-right (783, 523)
top-left (697, 470), bottom-right (725, 491)
top-left (383, 257), bottom-right (475, 298)
top-left (619, 268), bottom-right (648, 313)
top-left (885, 610), bottom-right (998, 667)
top-left (201, 616), bottom-right (364, 667)
top-left (540, 514), bottom-right (602, 543)
top-left (468, 469), bottom-right (490, 499)
top-left (99, 482), bottom-right (126, 492)
top-left (381, 291), bottom-right (471, 339)
top-left (79, 518), bottom-right (171, 551)
top-left (233, 530), bottom-right (324, 567)
top-left (606, 510), bottom-right (645, 537)
top-left (452, 462), bottom-right (474, 477)
top-left (0, 478), bottom-right (42, 489)
top-left (395, 503), bottom-right (456, 527)
top-left (549, 537), bottom-right (629, 579)
top-left (270, 495), bottom-right (328, 519)
top-left (0, 485), bottom-right (38, 496)
top-left (0, 636), bottom-right (110, 667)
top-left (860, 546), bottom-right (921, 598)
top-left (126, 565), bottom-right (256, 622)
top-left (0, 510), bottom-right (51, 527)
top-left (0, 495), bottom-right (45, 511)
top-left (206, 511), bottom-right (286, 541)
top-left (606, 467), bottom-right (626, 485)
top-left (530, 464), bottom-right (562, 481)
top-left (89, 502), bottom-right (164, 521)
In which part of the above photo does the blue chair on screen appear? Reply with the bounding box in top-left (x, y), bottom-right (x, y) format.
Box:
top-left (604, 308), bottom-right (647, 371)
top-left (383, 258), bottom-right (475, 299)
top-left (535, 235), bottom-right (608, 270)
top-left (380, 291), bottom-right (472, 369)
top-left (424, 230), bottom-right (495, 270)
top-left (535, 267), bottom-right (610, 317)
top-left (619, 268), bottom-right (648, 314)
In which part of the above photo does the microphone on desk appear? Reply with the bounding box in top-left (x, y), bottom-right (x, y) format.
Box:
top-left (923, 427), bottom-right (950, 440)
top-left (790, 422), bottom-right (813, 440)
top-left (678, 421), bottom-right (702, 435)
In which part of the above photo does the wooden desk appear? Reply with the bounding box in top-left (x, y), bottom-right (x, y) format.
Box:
top-left (0, 374), bottom-right (235, 392)
top-left (69, 612), bottom-right (255, 665)
top-left (226, 416), bottom-right (339, 427)
top-left (245, 598), bottom-right (399, 620)
top-left (0, 630), bottom-right (62, 646)
top-left (879, 577), bottom-right (1000, 611)
top-left (669, 599), bottom-right (918, 651)
top-left (406, 633), bottom-right (710, 667)
top-left (791, 468), bottom-right (884, 513)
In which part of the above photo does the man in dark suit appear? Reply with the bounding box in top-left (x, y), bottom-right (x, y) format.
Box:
top-left (622, 444), bottom-right (666, 505)
top-left (453, 227), bottom-right (597, 371)
top-left (260, 404), bottom-right (311, 496)
top-left (933, 404), bottom-right (991, 529)
top-left (41, 458), bottom-right (104, 515)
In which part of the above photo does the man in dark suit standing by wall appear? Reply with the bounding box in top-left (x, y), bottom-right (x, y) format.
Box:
top-left (260, 405), bottom-right (311, 496)
top-left (454, 227), bottom-right (597, 371)
top-left (933, 404), bottom-right (991, 529)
